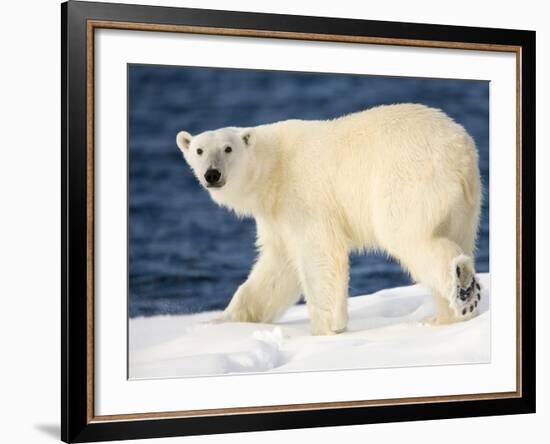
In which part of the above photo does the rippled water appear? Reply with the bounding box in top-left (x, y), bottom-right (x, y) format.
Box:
top-left (128, 65), bottom-right (489, 318)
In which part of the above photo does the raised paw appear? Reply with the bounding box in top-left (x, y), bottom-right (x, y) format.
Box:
top-left (451, 261), bottom-right (481, 321)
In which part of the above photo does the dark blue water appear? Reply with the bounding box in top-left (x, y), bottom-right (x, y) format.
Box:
top-left (128, 65), bottom-right (489, 318)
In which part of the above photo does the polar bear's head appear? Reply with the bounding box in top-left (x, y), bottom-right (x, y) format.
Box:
top-left (176, 127), bottom-right (254, 202)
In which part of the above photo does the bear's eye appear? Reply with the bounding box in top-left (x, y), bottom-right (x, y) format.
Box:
top-left (225, 146), bottom-right (232, 153)
top-left (196, 148), bottom-right (203, 155)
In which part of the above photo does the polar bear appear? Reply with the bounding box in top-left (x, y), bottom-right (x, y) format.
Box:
top-left (176, 104), bottom-right (482, 335)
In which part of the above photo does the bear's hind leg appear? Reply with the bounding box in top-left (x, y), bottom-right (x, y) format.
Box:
top-left (396, 237), bottom-right (481, 324)
top-left (423, 291), bottom-right (455, 326)
top-left (449, 254), bottom-right (482, 321)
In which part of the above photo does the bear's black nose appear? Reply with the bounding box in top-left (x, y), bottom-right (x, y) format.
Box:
top-left (204, 168), bottom-right (221, 185)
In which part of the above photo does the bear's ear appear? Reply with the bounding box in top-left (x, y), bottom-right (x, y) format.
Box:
top-left (176, 131), bottom-right (192, 152)
top-left (240, 129), bottom-right (253, 147)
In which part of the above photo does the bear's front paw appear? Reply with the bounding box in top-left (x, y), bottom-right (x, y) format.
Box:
top-left (215, 307), bottom-right (263, 324)
top-left (309, 306), bottom-right (347, 336)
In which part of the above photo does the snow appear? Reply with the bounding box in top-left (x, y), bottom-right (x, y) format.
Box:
top-left (129, 274), bottom-right (490, 379)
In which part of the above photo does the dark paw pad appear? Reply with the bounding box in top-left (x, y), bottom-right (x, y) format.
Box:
top-left (456, 275), bottom-right (480, 318)
top-left (458, 279), bottom-right (476, 301)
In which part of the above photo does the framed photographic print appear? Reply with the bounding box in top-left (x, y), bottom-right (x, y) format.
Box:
top-left (61, 1), bottom-right (536, 442)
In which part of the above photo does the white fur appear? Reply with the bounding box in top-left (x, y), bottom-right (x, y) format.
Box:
top-left (177, 104), bottom-right (482, 335)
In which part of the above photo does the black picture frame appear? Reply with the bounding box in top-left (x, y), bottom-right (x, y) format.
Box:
top-left (62, 1), bottom-right (536, 442)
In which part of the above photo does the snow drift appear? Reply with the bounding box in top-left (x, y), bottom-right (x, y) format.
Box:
top-left (129, 273), bottom-right (490, 379)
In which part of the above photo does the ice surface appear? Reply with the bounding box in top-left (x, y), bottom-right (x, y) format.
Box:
top-left (129, 274), bottom-right (490, 379)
